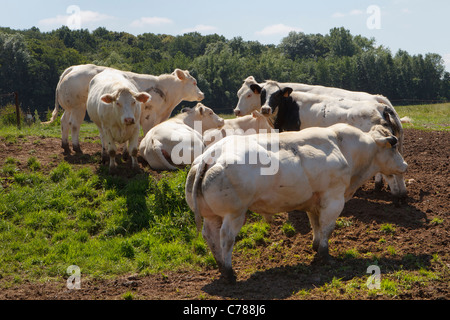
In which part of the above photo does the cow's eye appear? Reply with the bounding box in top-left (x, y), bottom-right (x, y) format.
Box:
top-left (193, 81), bottom-right (197, 86)
top-left (247, 94), bottom-right (252, 98)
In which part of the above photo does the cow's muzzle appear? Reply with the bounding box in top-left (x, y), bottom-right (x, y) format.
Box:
top-left (261, 106), bottom-right (272, 115)
top-left (124, 118), bottom-right (135, 125)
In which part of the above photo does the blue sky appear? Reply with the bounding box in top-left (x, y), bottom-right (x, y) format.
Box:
top-left (1, 0), bottom-right (449, 70)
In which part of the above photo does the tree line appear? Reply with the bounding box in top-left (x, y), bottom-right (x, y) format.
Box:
top-left (0, 26), bottom-right (449, 117)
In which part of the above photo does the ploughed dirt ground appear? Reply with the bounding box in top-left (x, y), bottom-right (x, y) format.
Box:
top-left (0, 129), bottom-right (448, 300)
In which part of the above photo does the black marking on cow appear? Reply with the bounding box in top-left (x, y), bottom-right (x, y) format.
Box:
top-left (273, 94), bottom-right (301, 132)
top-left (382, 105), bottom-right (401, 137)
top-left (146, 87), bottom-right (166, 101)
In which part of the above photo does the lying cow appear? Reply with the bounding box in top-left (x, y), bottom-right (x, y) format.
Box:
top-left (139, 103), bottom-right (224, 170)
top-left (185, 123), bottom-right (408, 283)
top-left (87, 70), bottom-right (151, 172)
top-left (44, 64), bottom-right (204, 154)
top-left (203, 110), bottom-right (274, 147)
top-left (256, 81), bottom-right (407, 199)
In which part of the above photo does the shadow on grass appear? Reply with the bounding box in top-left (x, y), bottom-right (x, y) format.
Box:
top-left (202, 253), bottom-right (433, 300)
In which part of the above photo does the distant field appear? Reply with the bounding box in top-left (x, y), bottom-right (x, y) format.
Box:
top-left (395, 103), bottom-right (450, 131)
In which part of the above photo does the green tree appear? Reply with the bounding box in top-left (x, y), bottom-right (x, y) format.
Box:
top-left (327, 27), bottom-right (356, 57)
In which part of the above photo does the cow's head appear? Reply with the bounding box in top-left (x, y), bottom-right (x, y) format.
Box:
top-left (173, 69), bottom-right (205, 102)
top-left (101, 89), bottom-right (151, 126)
top-left (370, 125), bottom-right (408, 176)
top-left (260, 81), bottom-right (293, 115)
top-left (183, 103), bottom-right (225, 133)
top-left (234, 76), bottom-right (264, 116)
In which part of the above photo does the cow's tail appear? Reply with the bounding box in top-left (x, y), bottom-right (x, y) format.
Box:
top-left (42, 66), bottom-right (73, 125)
top-left (42, 90), bottom-right (60, 125)
top-left (192, 157), bottom-right (208, 234)
top-left (152, 139), bottom-right (180, 171)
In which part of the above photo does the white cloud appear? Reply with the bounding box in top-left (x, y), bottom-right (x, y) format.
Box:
top-left (181, 24), bottom-right (217, 34)
top-left (332, 9), bottom-right (364, 18)
top-left (39, 10), bottom-right (113, 28)
top-left (255, 24), bottom-right (303, 36)
top-left (130, 17), bottom-right (173, 28)
top-left (350, 9), bottom-right (364, 16)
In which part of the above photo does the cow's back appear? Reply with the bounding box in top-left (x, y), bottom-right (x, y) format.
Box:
top-left (198, 130), bottom-right (349, 216)
top-left (59, 64), bottom-right (108, 111)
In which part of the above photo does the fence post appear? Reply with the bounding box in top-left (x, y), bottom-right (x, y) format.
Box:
top-left (14, 91), bottom-right (20, 129)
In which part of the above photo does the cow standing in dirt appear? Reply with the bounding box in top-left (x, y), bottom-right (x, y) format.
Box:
top-left (185, 124), bottom-right (408, 283)
top-left (45, 64), bottom-right (204, 154)
top-left (86, 70), bottom-right (151, 172)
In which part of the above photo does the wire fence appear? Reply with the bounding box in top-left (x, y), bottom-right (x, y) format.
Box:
top-left (1, 91), bottom-right (449, 129)
top-left (390, 99), bottom-right (450, 106)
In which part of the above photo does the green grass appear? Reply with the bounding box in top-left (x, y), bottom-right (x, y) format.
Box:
top-left (0, 160), bottom-right (212, 281)
top-left (0, 106), bottom-right (447, 297)
top-left (395, 103), bottom-right (450, 131)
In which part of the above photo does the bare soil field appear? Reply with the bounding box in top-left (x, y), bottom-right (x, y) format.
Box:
top-left (0, 128), bottom-right (448, 300)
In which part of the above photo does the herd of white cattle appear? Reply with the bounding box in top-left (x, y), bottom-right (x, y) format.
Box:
top-left (45, 64), bottom-right (410, 283)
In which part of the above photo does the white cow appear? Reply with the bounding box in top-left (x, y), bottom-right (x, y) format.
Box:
top-left (234, 76), bottom-right (265, 116)
top-left (185, 124), bottom-right (408, 283)
top-left (139, 103), bottom-right (224, 171)
top-left (86, 70), bottom-right (151, 171)
top-left (256, 81), bottom-right (407, 199)
top-left (234, 76), bottom-right (394, 116)
top-left (44, 64), bottom-right (204, 153)
top-left (203, 110), bottom-right (274, 147)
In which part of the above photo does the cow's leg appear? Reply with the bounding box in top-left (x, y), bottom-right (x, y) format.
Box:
top-left (384, 174), bottom-right (407, 205)
top-left (220, 212), bottom-right (246, 284)
top-left (70, 107), bottom-right (86, 154)
top-left (202, 216), bottom-right (224, 272)
top-left (316, 195), bottom-right (345, 260)
top-left (97, 128), bottom-right (108, 165)
top-left (103, 130), bottom-right (117, 172)
top-left (60, 110), bottom-right (71, 154)
top-left (374, 173), bottom-right (383, 191)
top-left (307, 211), bottom-right (320, 252)
top-left (127, 128), bottom-right (140, 169)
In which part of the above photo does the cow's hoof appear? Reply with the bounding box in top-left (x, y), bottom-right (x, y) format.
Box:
top-left (62, 143), bottom-right (71, 155)
top-left (221, 268), bottom-right (237, 285)
top-left (313, 251), bottom-right (333, 264)
top-left (73, 145), bottom-right (83, 154)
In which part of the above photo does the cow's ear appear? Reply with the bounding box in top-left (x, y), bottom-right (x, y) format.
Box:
top-left (375, 135), bottom-right (398, 148)
top-left (174, 69), bottom-right (186, 81)
top-left (198, 105), bottom-right (205, 115)
top-left (250, 84), bottom-right (262, 94)
top-left (135, 92), bottom-right (151, 103)
top-left (101, 94), bottom-right (115, 104)
top-left (282, 87), bottom-right (293, 97)
top-left (387, 136), bottom-right (398, 147)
